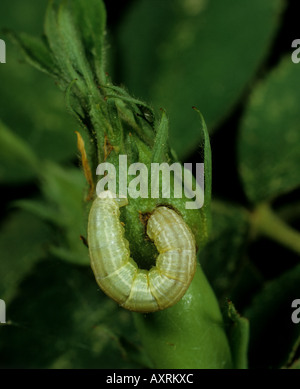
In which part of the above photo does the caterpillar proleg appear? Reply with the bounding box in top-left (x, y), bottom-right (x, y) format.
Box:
top-left (88, 191), bottom-right (196, 312)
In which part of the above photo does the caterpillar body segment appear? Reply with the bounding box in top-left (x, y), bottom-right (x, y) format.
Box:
top-left (88, 191), bottom-right (196, 312)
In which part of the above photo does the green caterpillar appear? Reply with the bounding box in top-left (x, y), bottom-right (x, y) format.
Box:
top-left (88, 191), bottom-right (196, 312)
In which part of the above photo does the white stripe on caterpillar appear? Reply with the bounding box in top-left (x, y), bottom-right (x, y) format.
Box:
top-left (88, 191), bottom-right (196, 312)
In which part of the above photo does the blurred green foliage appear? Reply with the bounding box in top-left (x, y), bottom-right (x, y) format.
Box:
top-left (0, 0), bottom-right (300, 369)
top-left (117, 0), bottom-right (283, 158)
top-left (238, 57), bottom-right (300, 203)
top-left (0, 0), bottom-right (76, 184)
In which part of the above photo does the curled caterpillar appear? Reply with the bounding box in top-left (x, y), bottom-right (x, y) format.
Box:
top-left (88, 191), bottom-right (196, 312)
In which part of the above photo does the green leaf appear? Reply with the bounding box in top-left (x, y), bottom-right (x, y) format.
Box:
top-left (44, 0), bottom-right (92, 90)
top-left (7, 31), bottom-right (59, 77)
top-left (282, 335), bottom-right (300, 369)
top-left (243, 263), bottom-right (300, 368)
top-left (238, 57), bottom-right (300, 204)
top-left (117, 0), bottom-right (283, 158)
top-left (43, 0), bottom-right (106, 95)
top-left (0, 120), bottom-right (39, 182)
top-left (151, 110), bottom-right (169, 163)
top-left (224, 300), bottom-right (249, 369)
top-left (0, 259), bottom-right (146, 368)
top-left (201, 200), bottom-right (250, 300)
top-left (0, 47), bottom-right (77, 184)
top-left (71, 0), bottom-right (107, 84)
top-left (195, 108), bottom-right (212, 238)
top-left (35, 162), bottom-right (90, 265)
top-left (0, 0), bottom-right (48, 36)
top-left (0, 210), bottom-right (51, 304)
top-left (14, 162), bottom-right (90, 265)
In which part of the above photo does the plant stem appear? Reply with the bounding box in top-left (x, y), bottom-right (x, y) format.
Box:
top-left (133, 264), bottom-right (233, 368)
top-left (277, 201), bottom-right (300, 223)
top-left (252, 203), bottom-right (300, 256)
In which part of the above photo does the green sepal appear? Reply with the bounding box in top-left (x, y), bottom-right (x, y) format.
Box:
top-left (223, 300), bottom-right (249, 369)
top-left (193, 107), bottom-right (212, 240)
top-left (5, 30), bottom-right (59, 78)
top-left (151, 110), bottom-right (169, 164)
